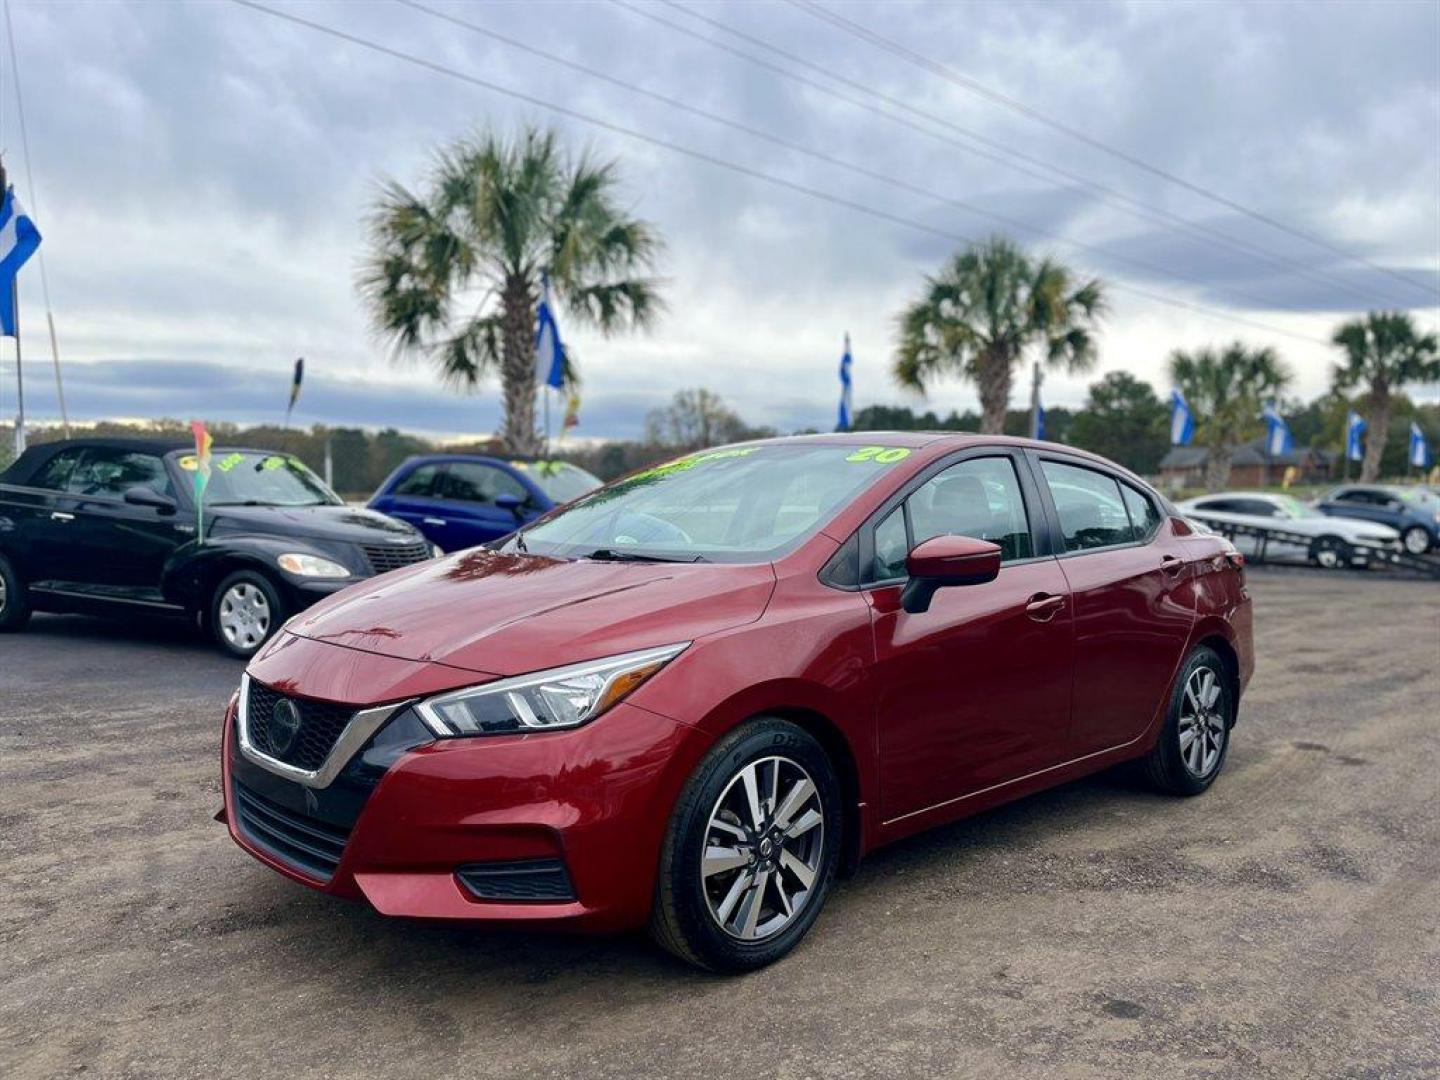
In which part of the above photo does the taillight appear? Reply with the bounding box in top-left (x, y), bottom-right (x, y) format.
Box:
top-left (1226, 550), bottom-right (1246, 585)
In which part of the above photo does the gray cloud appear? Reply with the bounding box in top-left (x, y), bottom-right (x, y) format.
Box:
top-left (2, 0), bottom-right (1436, 439)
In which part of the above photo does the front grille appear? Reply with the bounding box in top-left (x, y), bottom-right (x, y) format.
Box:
top-left (456, 859), bottom-right (576, 902)
top-left (362, 540), bottom-right (432, 574)
top-left (232, 779), bottom-right (351, 881)
top-left (246, 681), bottom-right (354, 772)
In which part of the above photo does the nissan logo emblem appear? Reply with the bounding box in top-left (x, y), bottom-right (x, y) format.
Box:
top-left (268, 699), bottom-right (303, 757)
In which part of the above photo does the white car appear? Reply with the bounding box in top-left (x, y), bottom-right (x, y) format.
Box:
top-left (1177, 491), bottom-right (1399, 568)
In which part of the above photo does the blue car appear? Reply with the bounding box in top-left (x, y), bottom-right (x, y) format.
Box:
top-left (368, 454), bottom-right (602, 552)
top-left (1315, 483), bottom-right (1440, 555)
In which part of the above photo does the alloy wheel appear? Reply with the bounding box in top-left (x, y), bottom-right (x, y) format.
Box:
top-left (1403, 528), bottom-right (1430, 555)
top-left (219, 582), bottom-right (271, 651)
top-left (1178, 665), bottom-right (1227, 778)
top-left (701, 755), bottom-right (825, 941)
top-left (0, 573), bottom-right (7, 615)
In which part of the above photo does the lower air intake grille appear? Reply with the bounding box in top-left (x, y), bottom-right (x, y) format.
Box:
top-left (245, 682), bottom-right (354, 772)
top-left (232, 780), bottom-right (351, 882)
top-left (456, 859), bottom-right (576, 902)
top-left (362, 540), bottom-right (432, 574)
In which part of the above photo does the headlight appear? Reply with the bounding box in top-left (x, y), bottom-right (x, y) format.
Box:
top-left (416, 643), bottom-right (689, 736)
top-left (276, 552), bottom-right (352, 578)
top-left (431, 543), bottom-right (444, 558)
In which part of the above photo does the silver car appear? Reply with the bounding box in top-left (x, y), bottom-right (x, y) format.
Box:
top-left (1177, 491), bottom-right (1399, 568)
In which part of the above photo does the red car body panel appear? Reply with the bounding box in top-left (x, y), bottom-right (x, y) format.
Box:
top-left (221, 433), bottom-right (1253, 931)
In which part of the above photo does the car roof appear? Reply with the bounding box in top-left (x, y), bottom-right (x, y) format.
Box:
top-left (400, 452), bottom-right (559, 468)
top-left (0, 437), bottom-right (287, 486)
top-left (1191, 491), bottom-right (1284, 500)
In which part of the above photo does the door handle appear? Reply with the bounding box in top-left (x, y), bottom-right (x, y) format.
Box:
top-left (422, 517), bottom-right (447, 526)
top-left (1025, 593), bottom-right (1065, 621)
top-left (50, 511), bottom-right (75, 522)
top-left (1161, 554), bottom-right (1186, 577)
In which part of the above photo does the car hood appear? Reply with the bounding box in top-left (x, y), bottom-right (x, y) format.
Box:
top-left (282, 548), bottom-right (777, 676)
top-left (208, 504), bottom-right (419, 543)
top-left (1322, 518), bottom-right (1399, 541)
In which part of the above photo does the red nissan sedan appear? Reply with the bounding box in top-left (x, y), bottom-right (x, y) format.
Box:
top-left (220, 434), bottom-right (1252, 971)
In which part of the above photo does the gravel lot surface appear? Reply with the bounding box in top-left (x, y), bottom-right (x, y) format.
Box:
top-left (2, 570), bottom-right (1437, 1079)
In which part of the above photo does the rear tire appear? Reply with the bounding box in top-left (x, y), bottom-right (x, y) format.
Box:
top-left (1144, 646), bottom-right (1233, 796)
top-left (209, 569), bottom-right (283, 660)
top-left (649, 718), bottom-right (842, 972)
top-left (1401, 526), bottom-right (1431, 556)
top-left (0, 554), bottom-right (32, 632)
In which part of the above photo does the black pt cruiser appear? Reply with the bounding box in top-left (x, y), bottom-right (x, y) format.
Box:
top-left (0, 437), bottom-right (435, 657)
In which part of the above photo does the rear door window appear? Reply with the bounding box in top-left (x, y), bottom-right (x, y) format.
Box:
top-left (66, 449), bottom-right (172, 499)
top-left (29, 448), bottom-right (86, 491)
top-left (1040, 461), bottom-right (1134, 551)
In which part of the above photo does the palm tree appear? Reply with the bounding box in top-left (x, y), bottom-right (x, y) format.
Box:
top-left (1169, 342), bottom-right (1291, 491)
top-left (360, 127), bottom-right (663, 454)
top-left (894, 236), bottom-right (1106, 433)
top-left (1332, 312), bottom-right (1439, 482)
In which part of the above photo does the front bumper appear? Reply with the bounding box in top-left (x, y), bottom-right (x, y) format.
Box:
top-left (220, 667), bottom-right (709, 932)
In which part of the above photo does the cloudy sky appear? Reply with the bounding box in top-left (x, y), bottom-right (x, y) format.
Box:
top-left (2, 0), bottom-right (1437, 440)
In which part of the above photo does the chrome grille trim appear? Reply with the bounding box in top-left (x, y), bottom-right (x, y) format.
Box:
top-left (235, 672), bottom-right (412, 790)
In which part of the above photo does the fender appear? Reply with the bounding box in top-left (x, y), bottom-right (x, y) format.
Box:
top-left (160, 533), bottom-right (349, 610)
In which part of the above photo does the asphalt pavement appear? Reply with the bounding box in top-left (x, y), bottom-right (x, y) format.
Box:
top-left (2, 570), bottom-right (1437, 1079)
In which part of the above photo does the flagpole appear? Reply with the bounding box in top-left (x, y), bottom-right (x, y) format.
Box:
top-left (1029, 361), bottom-right (1042, 440)
top-left (11, 276), bottom-right (24, 457)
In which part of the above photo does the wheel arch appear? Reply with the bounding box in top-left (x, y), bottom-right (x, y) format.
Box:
top-left (1193, 633), bottom-right (1242, 723)
top-left (167, 547), bottom-right (284, 616)
top-left (757, 705), bottom-right (865, 877)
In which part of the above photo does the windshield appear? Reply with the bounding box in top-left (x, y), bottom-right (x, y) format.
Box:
top-left (515, 460), bottom-right (602, 503)
top-left (175, 450), bottom-right (341, 507)
top-left (506, 443), bottom-right (915, 562)
top-left (1274, 495), bottom-right (1323, 519)
top-left (1398, 486), bottom-right (1439, 506)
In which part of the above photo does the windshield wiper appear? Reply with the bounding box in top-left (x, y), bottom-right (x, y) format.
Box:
top-left (585, 548), bottom-right (709, 564)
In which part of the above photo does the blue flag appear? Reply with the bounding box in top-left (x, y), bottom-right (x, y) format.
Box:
top-left (1346, 411), bottom-right (1367, 462)
top-left (535, 274), bottom-right (566, 391)
top-left (1262, 402), bottom-right (1293, 456)
top-left (1410, 421), bottom-right (1431, 469)
top-left (836, 334), bottom-right (853, 431)
top-left (1170, 389), bottom-right (1193, 446)
top-left (0, 186), bottom-right (42, 337)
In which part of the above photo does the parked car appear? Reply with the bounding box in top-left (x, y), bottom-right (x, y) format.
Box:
top-left (1314, 484), bottom-right (1440, 555)
top-left (222, 434), bottom-right (1252, 971)
top-left (368, 454), bottom-right (602, 552)
top-left (1177, 491), bottom-right (1399, 568)
top-left (0, 437), bottom-right (435, 658)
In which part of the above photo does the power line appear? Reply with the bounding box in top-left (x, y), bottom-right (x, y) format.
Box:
top-left (400, 0), bottom-right (1316, 312)
top-left (227, 0), bottom-right (1332, 348)
top-left (630, 0), bottom-right (1407, 311)
top-left (787, 0), bottom-right (1440, 301)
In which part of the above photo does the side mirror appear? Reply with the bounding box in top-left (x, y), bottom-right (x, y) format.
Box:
top-left (494, 492), bottom-right (526, 517)
top-left (123, 486), bottom-right (177, 515)
top-left (901, 534), bottom-right (1001, 614)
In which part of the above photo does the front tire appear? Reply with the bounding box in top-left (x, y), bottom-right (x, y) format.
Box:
top-left (1401, 526), bottom-right (1431, 555)
top-left (650, 718), bottom-right (842, 972)
top-left (209, 569), bottom-right (283, 659)
top-left (1308, 535), bottom-right (1349, 569)
top-left (0, 554), bottom-right (33, 632)
top-left (1144, 646), bottom-right (1233, 796)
